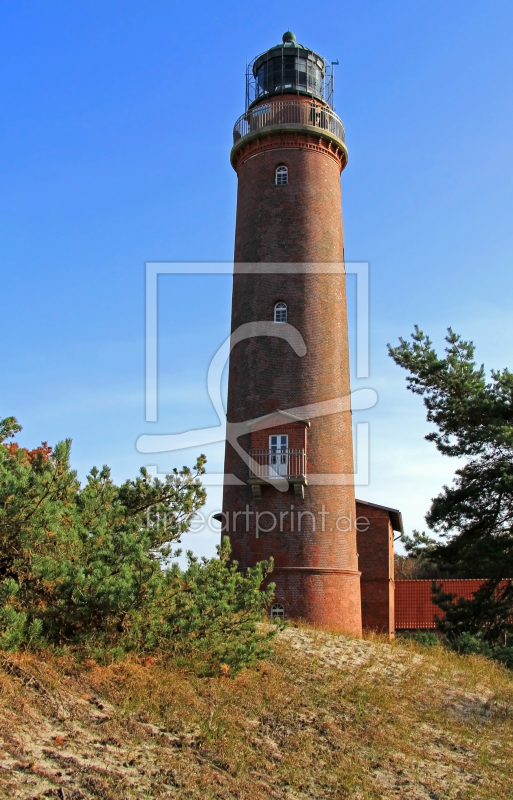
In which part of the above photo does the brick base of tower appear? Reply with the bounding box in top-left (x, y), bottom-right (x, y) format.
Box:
top-left (271, 570), bottom-right (362, 632)
top-left (223, 465), bottom-right (362, 637)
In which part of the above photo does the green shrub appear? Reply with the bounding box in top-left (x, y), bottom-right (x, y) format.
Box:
top-left (449, 632), bottom-right (513, 669)
top-left (0, 415), bottom-right (275, 674)
top-left (413, 630), bottom-right (439, 648)
top-left (451, 632), bottom-right (493, 657)
top-left (399, 630), bottom-right (439, 648)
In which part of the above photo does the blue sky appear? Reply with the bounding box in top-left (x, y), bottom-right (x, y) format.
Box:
top-left (1, 1), bottom-right (512, 558)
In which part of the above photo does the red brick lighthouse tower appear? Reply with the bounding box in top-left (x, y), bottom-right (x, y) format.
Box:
top-left (222, 31), bottom-right (361, 635)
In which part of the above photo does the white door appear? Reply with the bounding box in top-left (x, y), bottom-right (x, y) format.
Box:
top-left (269, 435), bottom-right (288, 476)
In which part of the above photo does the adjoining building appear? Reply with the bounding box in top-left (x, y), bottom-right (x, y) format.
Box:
top-left (356, 500), bottom-right (401, 639)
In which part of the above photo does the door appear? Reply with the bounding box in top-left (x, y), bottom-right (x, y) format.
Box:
top-left (269, 434), bottom-right (288, 477)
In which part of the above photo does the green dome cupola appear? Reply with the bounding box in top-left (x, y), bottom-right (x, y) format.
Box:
top-left (250, 31), bottom-right (328, 107)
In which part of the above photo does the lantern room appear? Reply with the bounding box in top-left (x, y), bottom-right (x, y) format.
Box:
top-left (247, 31), bottom-right (334, 109)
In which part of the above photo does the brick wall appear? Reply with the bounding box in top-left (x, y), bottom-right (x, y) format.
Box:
top-left (251, 422), bottom-right (307, 453)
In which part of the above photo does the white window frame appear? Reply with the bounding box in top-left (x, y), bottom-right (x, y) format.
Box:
top-left (274, 302), bottom-right (287, 323)
top-left (271, 603), bottom-right (284, 620)
top-left (275, 165), bottom-right (288, 185)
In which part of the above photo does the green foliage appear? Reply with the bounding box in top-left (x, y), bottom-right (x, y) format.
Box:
top-left (0, 578), bottom-right (28, 651)
top-left (450, 632), bottom-right (494, 657)
top-left (431, 578), bottom-right (513, 667)
top-left (0, 415), bottom-right (275, 674)
top-left (151, 539), bottom-right (275, 674)
top-left (413, 630), bottom-right (439, 648)
top-left (396, 530), bottom-right (445, 579)
top-left (389, 328), bottom-right (513, 666)
top-left (387, 326), bottom-right (513, 459)
top-left (444, 633), bottom-right (513, 669)
top-left (432, 579), bottom-right (513, 643)
top-left (0, 415), bottom-right (22, 444)
top-left (399, 629), bottom-right (439, 648)
top-left (388, 327), bottom-right (513, 577)
top-left (400, 529), bottom-right (438, 560)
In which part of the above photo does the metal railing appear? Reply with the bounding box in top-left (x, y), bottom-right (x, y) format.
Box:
top-left (249, 449), bottom-right (306, 480)
top-left (233, 101), bottom-right (345, 146)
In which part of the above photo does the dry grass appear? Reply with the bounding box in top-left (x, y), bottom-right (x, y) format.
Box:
top-left (0, 627), bottom-right (512, 799)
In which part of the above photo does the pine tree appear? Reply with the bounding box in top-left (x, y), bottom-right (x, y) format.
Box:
top-left (0, 415), bottom-right (275, 673)
top-left (388, 330), bottom-right (513, 659)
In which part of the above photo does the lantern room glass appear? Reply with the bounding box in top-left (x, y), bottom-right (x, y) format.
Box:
top-left (255, 54), bottom-right (323, 101)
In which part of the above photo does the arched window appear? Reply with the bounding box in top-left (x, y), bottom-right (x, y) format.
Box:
top-left (275, 165), bottom-right (288, 185)
top-left (271, 603), bottom-right (284, 620)
top-left (274, 302), bottom-right (287, 323)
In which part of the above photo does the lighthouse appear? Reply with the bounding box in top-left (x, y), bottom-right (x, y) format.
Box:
top-left (221, 32), bottom-right (362, 635)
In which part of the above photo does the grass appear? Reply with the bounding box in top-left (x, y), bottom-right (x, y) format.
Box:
top-left (0, 627), bottom-right (512, 798)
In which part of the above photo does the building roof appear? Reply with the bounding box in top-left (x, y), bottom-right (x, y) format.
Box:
top-left (355, 499), bottom-right (404, 535)
top-left (394, 579), bottom-right (513, 629)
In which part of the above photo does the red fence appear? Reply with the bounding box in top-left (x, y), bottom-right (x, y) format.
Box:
top-left (394, 579), bottom-right (511, 630)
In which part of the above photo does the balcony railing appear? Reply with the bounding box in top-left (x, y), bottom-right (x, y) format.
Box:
top-left (233, 101), bottom-right (345, 146)
top-left (249, 449), bottom-right (306, 481)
